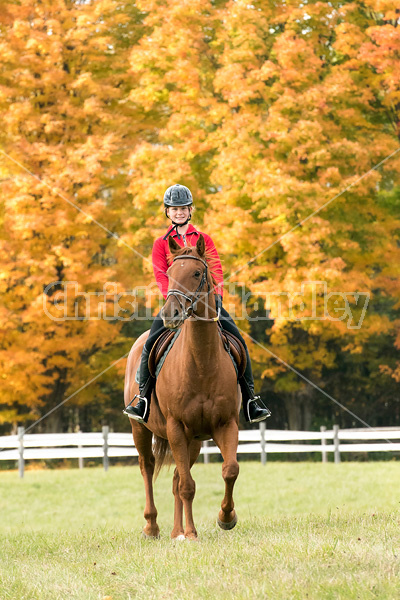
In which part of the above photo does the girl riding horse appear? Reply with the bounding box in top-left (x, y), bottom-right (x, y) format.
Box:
top-left (124, 184), bottom-right (271, 424)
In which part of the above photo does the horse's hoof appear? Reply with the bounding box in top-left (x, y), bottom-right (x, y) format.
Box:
top-left (172, 534), bottom-right (186, 541)
top-left (142, 529), bottom-right (160, 540)
top-left (217, 512), bottom-right (238, 530)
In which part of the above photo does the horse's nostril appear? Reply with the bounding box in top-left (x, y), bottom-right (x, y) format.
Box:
top-left (174, 309), bottom-right (179, 318)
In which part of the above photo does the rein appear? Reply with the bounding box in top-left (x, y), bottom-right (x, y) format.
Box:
top-left (166, 254), bottom-right (220, 323)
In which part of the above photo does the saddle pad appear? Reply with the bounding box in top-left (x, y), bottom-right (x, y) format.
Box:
top-left (149, 329), bottom-right (181, 378)
top-left (134, 329), bottom-right (181, 384)
top-left (154, 330), bottom-right (181, 378)
top-left (219, 330), bottom-right (247, 379)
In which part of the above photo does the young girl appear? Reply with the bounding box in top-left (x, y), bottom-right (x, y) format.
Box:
top-left (124, 184), bottom-right (271, 424)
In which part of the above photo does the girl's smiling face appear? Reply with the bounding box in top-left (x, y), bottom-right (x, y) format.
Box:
top-left (166, 205), bottom-right (192, 224)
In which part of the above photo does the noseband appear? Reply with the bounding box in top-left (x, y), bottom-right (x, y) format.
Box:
top-left (166, 255), bottom-right (220, 322)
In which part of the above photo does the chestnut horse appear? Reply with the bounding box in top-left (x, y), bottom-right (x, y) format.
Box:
top-left (124, 234), bottom-right (240, 540)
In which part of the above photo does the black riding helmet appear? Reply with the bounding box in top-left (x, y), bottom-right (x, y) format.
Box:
top-left (163, 184), bottom-right (193, 240)
top-left (163, 184), bottom-right (193, 207)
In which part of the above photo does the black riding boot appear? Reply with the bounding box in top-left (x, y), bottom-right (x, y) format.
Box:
top-left (219, 305), bottom-right (271, 423)
top-left (239, 371), bottom-right (271, 424)
top-left (123, 345), bottom-right (153, 423)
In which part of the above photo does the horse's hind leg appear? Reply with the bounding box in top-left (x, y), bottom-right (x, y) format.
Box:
top-left (171, 439), bottom-right (202, 540)
top-left (213, 420), bottom-right (239, 530)
top-left (131, 422), bottom-right (160, 539)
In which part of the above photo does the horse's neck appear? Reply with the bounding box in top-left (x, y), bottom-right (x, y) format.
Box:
top-left (181, 321), bottom-right (221, 366)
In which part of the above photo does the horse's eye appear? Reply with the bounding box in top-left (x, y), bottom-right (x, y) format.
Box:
top-left (194, 270), bottom-right (201, 278)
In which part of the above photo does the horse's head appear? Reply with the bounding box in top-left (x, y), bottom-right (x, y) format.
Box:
top-left (161, 234), bottom-right (217, 328)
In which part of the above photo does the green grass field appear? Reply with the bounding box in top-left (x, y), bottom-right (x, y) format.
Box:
top-left (0, 462), bottom-right (399, 600)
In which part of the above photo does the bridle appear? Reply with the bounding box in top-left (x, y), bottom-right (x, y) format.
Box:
top-left (165, 254), bottom-right (220, 322)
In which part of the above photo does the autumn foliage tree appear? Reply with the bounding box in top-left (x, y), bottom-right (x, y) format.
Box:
top-left (0, 0), bottom-right (148, 432)
top-left (126, 0), bottom-right (400, 429)
top-left (0, 0), bottom-right (399, 435)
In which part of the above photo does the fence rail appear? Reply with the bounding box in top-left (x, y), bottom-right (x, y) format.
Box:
top-left (1, 425), bottom-right (399, 477)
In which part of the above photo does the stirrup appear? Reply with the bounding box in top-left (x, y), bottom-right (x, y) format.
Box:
top-left (245, 396), bottom-right (271, 424)
top-left (123, 395), bottom-right (149, 423)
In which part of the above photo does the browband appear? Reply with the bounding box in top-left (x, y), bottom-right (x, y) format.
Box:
top-left (172, 254), bottom-right (207, 268)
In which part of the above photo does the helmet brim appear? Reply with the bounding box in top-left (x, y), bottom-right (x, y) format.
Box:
top-left (164, 200), bottom-right (193, 207)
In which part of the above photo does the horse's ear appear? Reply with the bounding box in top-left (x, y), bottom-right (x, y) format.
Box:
top-left (196, 234), bottom-right (205, 257)
top-left (168, 235), bottom-right (181, 254)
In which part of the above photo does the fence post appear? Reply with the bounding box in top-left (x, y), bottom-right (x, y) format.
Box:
top-left (333, 424), bottom-right (340, 464)
top-left (102, 426), bottom-right (109, 472)
top-left (203, 440), bottom-right (209, 464)
top-left (320, 426), bottom-right (327, 463)
top-left (77, 429), bottom-right (84, 469)
top-left (260, 421), bottom-right (266, 466)
top-left (18, 426), bottom-right (25, 479)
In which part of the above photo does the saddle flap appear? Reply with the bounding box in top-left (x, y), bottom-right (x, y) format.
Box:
top-left (220, 330), bottom-right (247, 379)
top-left (148, 329), bottom-right (177, 378)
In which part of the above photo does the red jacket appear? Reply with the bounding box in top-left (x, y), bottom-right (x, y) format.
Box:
top-left (152, 224), bottom-right (224, 299)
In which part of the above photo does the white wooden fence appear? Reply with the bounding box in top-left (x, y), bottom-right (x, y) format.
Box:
top-left (1, 424), bottom-right (399, 477)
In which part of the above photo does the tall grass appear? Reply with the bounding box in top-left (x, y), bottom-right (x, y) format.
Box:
top-left (1, 462), bottom-right (399, 599)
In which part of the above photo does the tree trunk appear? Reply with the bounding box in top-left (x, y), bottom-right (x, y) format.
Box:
top-left (284, 390), bottom-right (313, 430)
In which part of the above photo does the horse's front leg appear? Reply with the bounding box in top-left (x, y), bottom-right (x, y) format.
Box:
top-left (213, 419), bottom-right (239, 530)
top-left (171, 467), bottom-right (184, 540)
top-left (131, 422), bottom-right (160, 539)
top-left (171, 439), bottom-right (202, 540)
top-left (167, 418), bottom-right (198, 540)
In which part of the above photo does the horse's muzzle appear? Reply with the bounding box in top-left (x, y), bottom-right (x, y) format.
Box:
top-left (163, 318), bottom-right (184, 329)
top-left (160, 308), bottom-right (185, 329)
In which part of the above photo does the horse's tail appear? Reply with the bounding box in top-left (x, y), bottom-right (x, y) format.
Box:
top-left (153, 436), bottom-right (173, 480)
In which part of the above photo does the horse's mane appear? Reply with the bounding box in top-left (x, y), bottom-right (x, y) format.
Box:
top-left (167, 246), bottom-right (219, 289)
